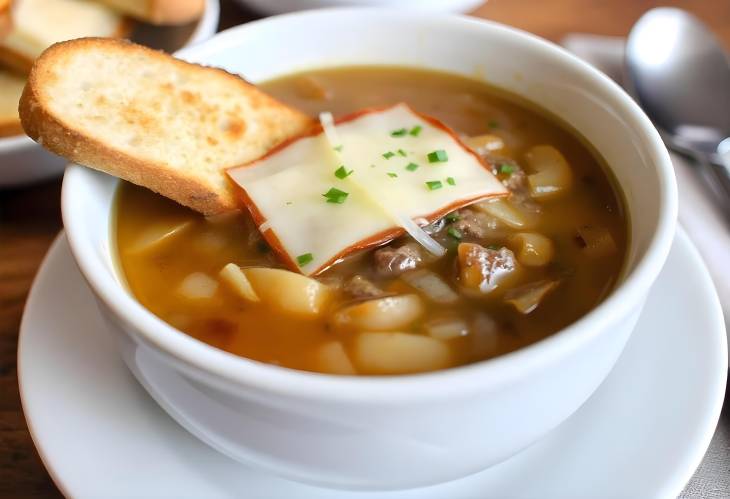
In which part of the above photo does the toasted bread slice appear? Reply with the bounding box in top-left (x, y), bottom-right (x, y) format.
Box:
top-left (20, 38), bottom-right (315, 214)
top-left (0, 0), bottom-right (10, 39)
top-left (0, 69), bottom-right (24, 136)
top-left (0, 0), bottom-right (131, 74)
top-left (94, 0), bottom-right (204, 25)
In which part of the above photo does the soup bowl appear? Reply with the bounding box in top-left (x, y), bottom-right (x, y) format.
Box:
top-left (61, 8), bottom-right (676, 490)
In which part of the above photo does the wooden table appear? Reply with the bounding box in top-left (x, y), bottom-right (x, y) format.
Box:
top-left (1, 1), bottom-right (728, 497)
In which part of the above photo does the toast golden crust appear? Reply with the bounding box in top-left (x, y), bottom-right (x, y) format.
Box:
top-left (0, 12), bottom-right (133, 75)
top-left (20, 38), bottom-right (315, 215)
top-left (93, 0), bottom-right (204, 25)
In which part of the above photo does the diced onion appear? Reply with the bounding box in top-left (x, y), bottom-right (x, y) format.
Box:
top-left (243, 267), bottom-right (332, 317)
top-left (219, 263), bottom-right (260, 302)
top-left (177, 272), bottom-right (218, 300)
top-left (471, 313), bottom-right (499, 357)
top-left (525, 145), bottom-right (573, 199)
top-left (425, 317), bottom-right (469, 340)
top-left (464, 134), bottom-right (505, 155)
top-left (400, 269), bottom-right (459, 304)
top-left (504, 280), bottom-right (560, 314)
top-left (332, 294), bottom-right (424, 331)
top-left (355, 332), bottom-right (452, 374)
top-left (127, 220), bottom-right (192, 254)
top-left (315, 342), bottom-right (356, 375)
top-left (577, 226), bottom-right (618, 258)
top-left (475, 199), bottom-right (530, 229)
top-left (509, 232), bottom-right (554, 267)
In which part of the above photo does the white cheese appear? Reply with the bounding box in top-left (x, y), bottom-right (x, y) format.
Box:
top-left (228, 103), bottom-right (507, 275)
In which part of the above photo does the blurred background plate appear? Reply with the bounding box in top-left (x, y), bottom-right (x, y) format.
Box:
top-left (0, 0), bottom-right (220, 189)
top-left (234, 0), bottom-right (484, 16)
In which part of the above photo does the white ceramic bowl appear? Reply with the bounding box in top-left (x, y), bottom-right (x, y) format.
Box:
top-left (61, 8), bottom-right (677, 490)
top-left (235, 0), bottom-right (484, 16)
top-left (0, 0), bottom-right (220, 188)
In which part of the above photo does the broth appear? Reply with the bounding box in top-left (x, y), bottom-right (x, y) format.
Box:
top-left (114, 66), bottom-right (627, 375)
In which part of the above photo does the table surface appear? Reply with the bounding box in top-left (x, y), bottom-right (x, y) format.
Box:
top-left (2, 1), bottom-right (729, 497)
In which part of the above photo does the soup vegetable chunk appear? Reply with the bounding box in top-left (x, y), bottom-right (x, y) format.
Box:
top-left (115, 67), bottom-right (627, 375)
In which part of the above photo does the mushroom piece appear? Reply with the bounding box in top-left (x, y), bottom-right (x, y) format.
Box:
top-left (509, 232), bottom-right (555, 267)
top-left (504, 280), bottom-right (560, 314)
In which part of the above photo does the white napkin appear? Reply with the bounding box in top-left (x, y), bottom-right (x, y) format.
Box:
top-left (561, 34), bottom-right (730, 323)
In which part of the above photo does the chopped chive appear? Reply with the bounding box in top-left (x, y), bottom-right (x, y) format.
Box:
top-left (405, 162), bottom-right (419, 172)
top-left (333, 145), bottom-right (343, 152)
top-left (370, 164), bottom-right (377, 168)
top-left (427, 149), bottom-right (448, 163)
top-left (488, 120), bottom-right (499, 129)
top-left (487, 244), bottom-right (500, 250)
top-left (409, 125), bottom-right (423, 137)
top-left (446, 176), bottom-right (456, 186)
top-left (296, 253), bottom-right (313, 266)
top-left (387, 172), bottom-right (398, 178)
top-left (391, 128), bottom-right (407, 137)
top-left (498, 163), bottom-right (515, 175)
top-left (445, 212), bottom-right (460, 223)
top-left (383, 151), bottom-right (395, 159)
top-left (334, 165), bottom-right (353, 179)
top-left (397, 149), bottom-right (407, 157)
top-left (285, 201), bottom-right (293, 206)
top-left (447, 227), bottom-right (463, 240)
top-left (425, 180), bottom-right (443, 191)
top-left (322, 187), bottom-right (349, 204)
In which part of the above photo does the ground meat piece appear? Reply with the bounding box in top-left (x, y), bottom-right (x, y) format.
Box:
top-left (451, 208), bottom-right (497, 239)
top-left (374, 242), bottom-right (423, 277)
top-left (457, 242), bottom-right (518, 294)
top-left (343, 275), bottom-right (384, 299)
top-left (485, 155), bottom-right (542, 213)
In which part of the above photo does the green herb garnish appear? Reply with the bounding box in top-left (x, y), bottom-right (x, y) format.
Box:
top-left (447, 227), bottom-right (463, 240)
top-left (383, 151), bottom-right (395, 159)
top-left (487, 244), bottom-right (500, 250)
top-left (445, 213), bottom-right (460, 223)
top-left (488, 120), bottom-right (499, 129)
top-left (391, 128), bottom-right (407, 137)
top-left (322, 187), bottom-right (349, 204)
top-left (296, 253), bottom-right (313, 266)
top-left (427, 150), bottom-right (448, 163)
top-left (387, 172), bottom-right (398, 178)
top-left (333, 145), bottom-right (343, 152)
top-left (397, 149), bottom-right (407, 157)
top-left (425, 180), bottom-right (443, 191)
top-left (498, 163), bottom-right (515, 175)
top-left (409, 125), bottom-right (422, 137)
top-left (334, 165), bottom-right (353, 179)
top-left (446, 177), bottom-right (456, 186)
top-left (405, 162), bottom-right (419, 172)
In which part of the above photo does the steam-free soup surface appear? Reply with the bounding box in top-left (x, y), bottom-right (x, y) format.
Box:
top-left (115, 67), bottom-right (627, 375)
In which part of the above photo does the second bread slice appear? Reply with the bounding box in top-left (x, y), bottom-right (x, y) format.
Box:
top-left (20, 38), bottom-right (315, 214)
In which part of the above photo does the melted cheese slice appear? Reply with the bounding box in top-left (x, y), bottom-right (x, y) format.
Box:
top-left (227, 104), bottom-right (508, 275)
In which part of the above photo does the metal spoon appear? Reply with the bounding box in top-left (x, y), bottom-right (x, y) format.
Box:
top-left (625, 7), bottom-right (730, 204)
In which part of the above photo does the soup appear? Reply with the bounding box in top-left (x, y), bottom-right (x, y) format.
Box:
top-left (114, 67), bottom-right (627, 375)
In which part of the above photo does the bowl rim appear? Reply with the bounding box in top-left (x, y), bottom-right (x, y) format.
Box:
top-left (0, 0), bottom-right (220, 153)
top-left (62, 7), bottom-right (678, 403)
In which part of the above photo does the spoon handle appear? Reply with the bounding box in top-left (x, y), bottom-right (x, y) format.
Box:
top-left (715, 138), bottom-right (730, 204)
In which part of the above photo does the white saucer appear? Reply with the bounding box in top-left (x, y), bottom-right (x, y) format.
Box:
top-left (19, 228), bottom-right (727, 498)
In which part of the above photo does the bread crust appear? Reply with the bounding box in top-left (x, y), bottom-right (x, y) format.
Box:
top-left (0, 13), bottom-right (133, 75)
top-left (20, 38), bottom-right (314, 215)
